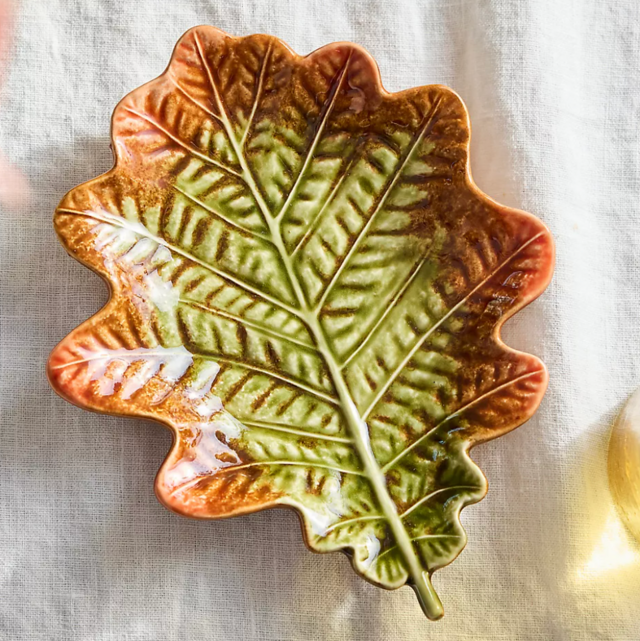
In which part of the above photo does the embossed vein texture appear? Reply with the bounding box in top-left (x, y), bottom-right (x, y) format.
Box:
top-left (47, 26), bottom-right (554, 620)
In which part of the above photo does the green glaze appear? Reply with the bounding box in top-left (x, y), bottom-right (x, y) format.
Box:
top-left (48, 27), bottom-right (554, 620)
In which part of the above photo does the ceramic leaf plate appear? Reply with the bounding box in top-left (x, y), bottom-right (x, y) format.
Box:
top-left (48, 27), bottom-right (554, 620)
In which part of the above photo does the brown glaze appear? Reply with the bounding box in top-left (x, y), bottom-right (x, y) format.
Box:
top-left (47, 27), bottom-right (554, 619)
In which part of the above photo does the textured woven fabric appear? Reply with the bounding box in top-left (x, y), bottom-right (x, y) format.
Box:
top-left (1, 1), bottom-right (640, 639)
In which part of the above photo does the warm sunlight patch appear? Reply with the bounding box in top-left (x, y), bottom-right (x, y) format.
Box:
top-left (579, 509), bottom-right (640, 579)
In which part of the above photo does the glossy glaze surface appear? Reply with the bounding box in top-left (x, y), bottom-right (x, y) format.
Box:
top-left (47, 26), bottom-right (554, 620)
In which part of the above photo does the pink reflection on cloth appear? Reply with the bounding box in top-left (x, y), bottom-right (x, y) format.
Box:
top-left (0, 0), bottom-right (30, 208)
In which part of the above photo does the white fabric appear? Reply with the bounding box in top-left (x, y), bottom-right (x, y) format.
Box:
top-left (1, 0), bottom-right (640, 639)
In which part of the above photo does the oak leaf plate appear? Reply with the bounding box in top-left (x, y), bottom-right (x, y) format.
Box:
top-left (47, 27), bottom-right (554, 620)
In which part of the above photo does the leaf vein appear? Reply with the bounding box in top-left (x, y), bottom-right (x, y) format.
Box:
top-left (400, 485), bottom-right (482, 519)
top-left (315, 96), bottom-right (444, 313)
top-left (361, 232), bottom-right (545, 420)
top-left (167, 74), bottom-right (224, 124)
top-left (381, 369), bottom-right (545, 472)
top-left (241, 42), bottom-right (273, 147)
top-left (340, 252), bottom-right (431, 369)
top-left (325, 514), bottom-right (384, 534)
top-left (373, 534), bottom-right (463, 564)
top-left (172, 185), bottom-right (272, 242)
top-left (195, 354), bottom-right (338, 405)
top-left (239, 419), bottom-right (352, 444)
top-left (58, 208), bottom-right (303, 318)
top-left (179, 298), bottom-right (315, 350)
top-left (275, 54), bottom-right (352, 222)
top-left (170, 460), bottom-right (366, 498)
top-left (123, 107), bottom-right (242, 178)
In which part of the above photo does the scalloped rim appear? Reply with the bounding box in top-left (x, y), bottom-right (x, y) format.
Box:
top-left (47, 26), bottom-right (555, 619)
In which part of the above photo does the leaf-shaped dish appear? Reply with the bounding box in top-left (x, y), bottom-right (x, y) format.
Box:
top-left (47, 27), bottom-right (554, 620)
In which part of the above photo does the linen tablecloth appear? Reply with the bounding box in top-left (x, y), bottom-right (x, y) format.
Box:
top-left (1, 1), bottom-right (640, 639)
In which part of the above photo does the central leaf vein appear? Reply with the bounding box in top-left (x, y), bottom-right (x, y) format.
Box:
top-left (188, 37), bottom-right (456, 611)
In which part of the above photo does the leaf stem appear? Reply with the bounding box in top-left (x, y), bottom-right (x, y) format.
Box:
top-left (411, 573), bottom-right (444, 621)
top-left (310, 321), bottom-right (445, 619)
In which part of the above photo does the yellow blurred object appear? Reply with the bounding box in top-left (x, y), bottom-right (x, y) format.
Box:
top-left (608, 388), bottom-right (640, 543)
